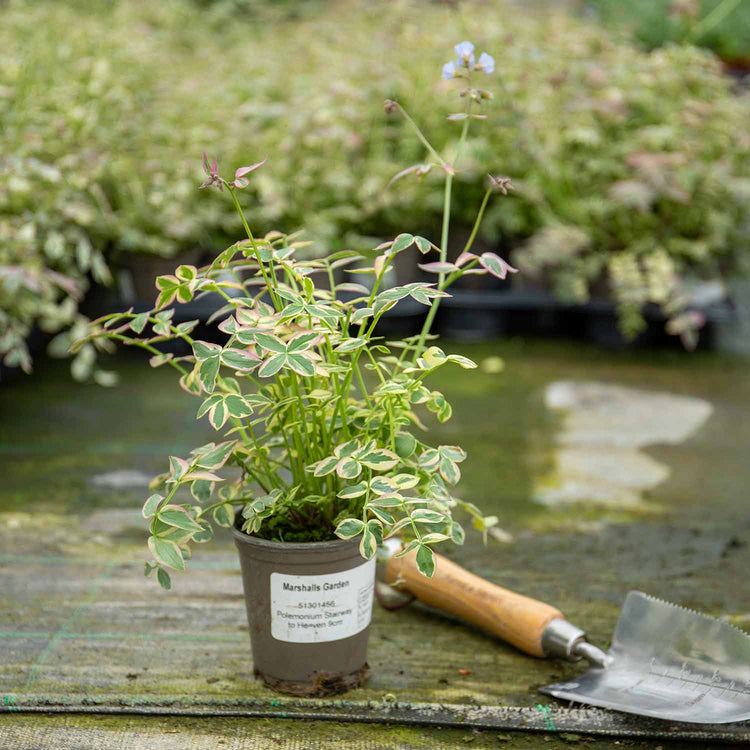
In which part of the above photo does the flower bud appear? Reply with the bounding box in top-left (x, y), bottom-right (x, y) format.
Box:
top-left (488, 175), bottom-right (514, 195)
top-left (384, 99), bottom-right (397, 115)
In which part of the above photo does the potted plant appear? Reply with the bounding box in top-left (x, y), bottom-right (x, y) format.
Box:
top-left (74, 41), bottom-right (515, 697)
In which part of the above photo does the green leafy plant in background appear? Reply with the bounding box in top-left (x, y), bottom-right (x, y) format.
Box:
top-left (75, 42), bottom-right (515, 587)
top-left (4, 0), bottom-right (750, 370)
top-left (585, 0), bottom-right (750, 64)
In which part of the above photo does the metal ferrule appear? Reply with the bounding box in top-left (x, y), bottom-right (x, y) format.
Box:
top-left (541, 618), bottom-right (587, 661)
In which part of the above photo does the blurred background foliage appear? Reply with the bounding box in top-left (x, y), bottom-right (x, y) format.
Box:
top-left (585, 0), bottom-right (750, 64)
top-left (1, 0), bottom-right (749, 376)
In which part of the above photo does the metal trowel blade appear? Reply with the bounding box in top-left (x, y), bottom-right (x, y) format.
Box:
top-left (541, 591), bottom-right (750, 723)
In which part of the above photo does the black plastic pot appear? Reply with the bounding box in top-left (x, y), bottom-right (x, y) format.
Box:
top-left (232, 526), bottom-right (376, 697)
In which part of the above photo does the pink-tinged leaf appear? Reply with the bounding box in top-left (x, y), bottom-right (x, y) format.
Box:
top-left (479, 252), bottom-right (518, 280)
top-left (414, 236), bottom-right (432, 255)
top-left (387, 164), bottom-right (421, 187)
top-left (446, 113), bottom-right (469, 121)
top-left (418, 262), bottom-right (459, 274)
top-left (159, 504), bottom-right (204, 532)
top-left (168, 456), bottom-right (189, 481)
top-left (257, 353), bottom-right (286, 378)
top-left (387, 233), bottom-right (415, 257)
top-left (234, 159), bottom-right (267, 179)
top-left (182, 470), bottom-right (224, 482)
top-left (142, 494), bottom-right (163, 519)
top-left (373, 255), bottom-right (388, 277)
top-left (455, 251), bottom-right (477, 267)
top-left (208, 399), bottom-right (228, 430)
top-left (149, 352), bottom-right (173, 368)
top-left (148, 536), bottom-right (185, 571)
top-left (285, 353), bottom-right (315, 377)
top-left (192, 340), bottom-right (221, 361)
top-left (335, 282), bottom-right (370, 295)
top-left (286, 331), bottom-right (319, 352)
top-left (155, 289), bottom-right (177, 310)
top-left (254, 332), bottom-right (287, 354)
top-left (233, 159), bottom-right (267, 188)
top-left (221, 348), bottom-right (260, 371)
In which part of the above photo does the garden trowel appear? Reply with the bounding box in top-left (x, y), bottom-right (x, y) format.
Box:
top-left (383, 547), bottom-right (750, 723)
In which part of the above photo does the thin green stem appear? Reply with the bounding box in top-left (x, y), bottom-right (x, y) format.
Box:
top-left (690, 0), bottom-right (742, 40)
top-left (393, 102), bottom-right (449, 169)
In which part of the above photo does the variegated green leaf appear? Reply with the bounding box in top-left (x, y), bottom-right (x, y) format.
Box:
top-left (446, 354), bottom-right (477, 369)
top-left (439, 457), bottom-right (461, 485)
top-left (148, 536), bottom-right (185, 571)
top-left (286, 332), bottom-right (319, 352)
top-left (221, 348), bottom-right (259, 371)
top-left (336, 457), bottom-right (362, 480)
top-left (450, 522), bottom-right (466, 545)
top-left (367, 505), bottom-right (394, 525)
top-left (285, 353), bottom-right (315, 377)
top-left (208, 399), bottom-right (228, 430)
top-left (368, 493), bottom-right (403, 508)
top-left (142, 493), bottom-right (163, 519)
top-left (415, 544), bottom-right (435, 578)
top-left (334, 337), bottom-right (366, 353)
top-left (130, 312), bottom-right (149, 334)
top-left (190, 479), bottom-right (212, 503)
top-left (392, 473), bottom-right (419, 490)
top-left (159, 505), bottom-right (203, 533)
top-left (337, 482), bottom-right (368, 499)
top-left (168, 456), bottom-right (189, 481)
top-left (149, 352), bottom-right (173, 368)
top-left (182, 470), bottom-right (223, 482)
top-left (422, 346), bottom-right (447, 368)
top-left (414, 236), bottom-right (432, 255)
top-left (440, 445), bottom-right (467, 462)
top-left (334, 439), bottom-right (360, 458)
top-left (387, 233), bottom-right (414, 256)
top-left (197, 394), bottom-right (222, 419)
top-left (224, 394), bottom-right (253, 418)
top-left (359, 526), bottom-right (378, 560)
top-left (213, 503), bottom-right (235, 528)
top-left (193, 340), bottom-right (221, 361)
top-left (351, 307), bottom-right (373, 324)
top-left (359, 449), bottom-right (399, 471)
top-left (196, 441), bottom-right (235, 470)
top-left (410, 508), bottom-right (447, 524)
top-left (369, 476), bottom-right (397, 495)
top-left (335, 518), bottom-right (365, 540)
top-left (419, 532), bottom-right (452, 544)
top-left (199, 355), bottom-right (220, 393)
top-left (311, 456), bottom-right (339, 477)
top-left (258, 353), bottom-right (286, 378)
top-left (254, 332), bottom-right (287, 353)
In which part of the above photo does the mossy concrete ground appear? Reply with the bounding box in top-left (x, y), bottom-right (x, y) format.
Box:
top-left (1, 340), bottom-right (749, 748)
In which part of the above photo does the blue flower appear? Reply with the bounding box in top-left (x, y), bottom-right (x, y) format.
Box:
top-left (476, 52), bottom-right (495, 74)
top-left (454, 40), bottom-right (475, 68)
top-left (441, 61), bottom-right (458, 80)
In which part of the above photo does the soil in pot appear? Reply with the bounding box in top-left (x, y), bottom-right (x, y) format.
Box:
top-left (232, 526), bottom-right (376, 697)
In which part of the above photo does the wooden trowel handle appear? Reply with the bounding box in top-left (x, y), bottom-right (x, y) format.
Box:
top-left (384, 548), bottom-right (563, 658)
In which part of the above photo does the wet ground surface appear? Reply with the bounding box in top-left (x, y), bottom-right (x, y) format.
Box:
top-left (1, 339), bottom-right (749, 748)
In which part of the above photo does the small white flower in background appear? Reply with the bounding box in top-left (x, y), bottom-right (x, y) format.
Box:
top-left (475, 52), bottom-right (495, 74)
top-left (454, 41), bottom-right (475, 68)
top-left (441, 61), bottom-right (458, 80)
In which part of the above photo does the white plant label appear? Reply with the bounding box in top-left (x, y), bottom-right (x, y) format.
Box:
top-left (270, 557), bottom-right (376, 643)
